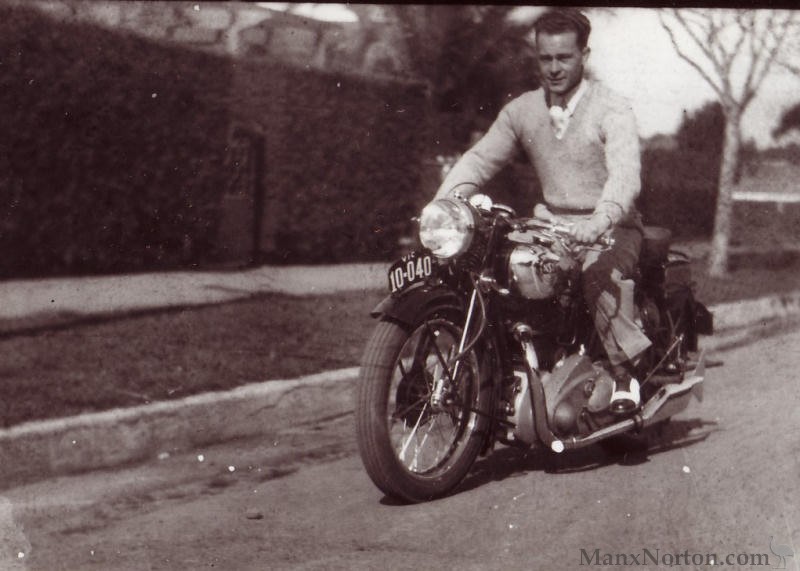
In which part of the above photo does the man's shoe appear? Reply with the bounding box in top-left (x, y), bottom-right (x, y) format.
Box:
top-left (609, 375), bottom-right (640, 415)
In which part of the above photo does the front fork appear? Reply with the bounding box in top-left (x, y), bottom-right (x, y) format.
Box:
top-left (430, 287), bottom-right (479, 411)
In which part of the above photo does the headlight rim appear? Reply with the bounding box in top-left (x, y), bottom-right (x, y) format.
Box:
top-left (418, 198), bottom-right (477, 260)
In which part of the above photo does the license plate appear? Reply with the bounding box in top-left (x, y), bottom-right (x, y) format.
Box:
top-left (388, 251), bottom-right (435, 294)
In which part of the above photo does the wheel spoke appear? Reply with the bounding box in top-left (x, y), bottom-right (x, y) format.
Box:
top-left (412, 329), bottom-right (438, 389)
top-left (396, 358), bottom-right (431, 397)
top-left (423, 320), bottom-right (456, 386)
top-left (399, 401), bottom-right (429, 463)
top-left (397, 358), bottom-right (410, 384)
top-left (429, 415), bottom-right (451, 461)
top-left (397, 357), bottom-right (424, 391)
top-left (391, 396), bottom-right (428, 422)
top-left (411, 416), bottom-right (435, 471)
top-left (386, 319), bottom-right (479, 475)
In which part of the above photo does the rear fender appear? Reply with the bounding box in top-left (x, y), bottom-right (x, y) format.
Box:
top-left (663, 292), bottom-right (713, 352)
top-left (371, 285), bottom-right (464, 329)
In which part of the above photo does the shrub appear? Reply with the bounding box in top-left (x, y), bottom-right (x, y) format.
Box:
top-left (0, 5), bottom-right (231, 276)
top-left (231, 61), bottom-right (430, 263)
top-left (639, 147), bottom-right (718, 237)
top-left (639, 102), bottom-right (726, 238)
top-left (0, 6), bottom-right (434, 274)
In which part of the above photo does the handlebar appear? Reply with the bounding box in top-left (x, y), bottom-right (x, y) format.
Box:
top-left (444, 192), bottom-right (615, 249)
top-left (512, 217), bottom-right (615, 249)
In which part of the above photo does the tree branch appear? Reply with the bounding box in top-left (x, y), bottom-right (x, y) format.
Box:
top-left (672, 10), bottom-right (723, 71)
top-left (659, 11), bottom-right (725, 98)
top-left (707, 11), bottom-right (729, 71)
top-left (742, 12), bottom-right (793, 108)
top-left (777, 59), bottom-right (800, 75)
top-left (775, 16), bottom-right (800, 74)
top-left (662, 8), bottom-right (795, 113)
top-left (728, 11), bottom-right (751, 70)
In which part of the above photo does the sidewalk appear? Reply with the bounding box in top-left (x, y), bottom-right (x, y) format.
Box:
top-left (1, 244), bottom-right (798, 330)
top-left (0, 262), bottom-right (389, 322)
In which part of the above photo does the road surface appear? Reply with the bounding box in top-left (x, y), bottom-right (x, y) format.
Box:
top-left (4, 317), bottom-right (800, 571)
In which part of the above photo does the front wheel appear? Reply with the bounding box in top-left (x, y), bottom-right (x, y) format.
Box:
top-left (355, 316), bottom-right (491, 503)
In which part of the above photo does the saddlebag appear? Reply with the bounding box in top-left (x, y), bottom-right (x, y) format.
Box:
top-left (662, 250), bottom-right (714, 346)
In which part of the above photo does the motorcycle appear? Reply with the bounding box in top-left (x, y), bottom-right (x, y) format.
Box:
top-left (355, 192), bottom-right (713, 503)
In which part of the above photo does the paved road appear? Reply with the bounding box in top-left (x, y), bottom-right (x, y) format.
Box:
top-left (5, 320), bottom-right (800, 571)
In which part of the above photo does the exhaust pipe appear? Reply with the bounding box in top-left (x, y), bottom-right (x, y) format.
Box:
top-left (560, 352), bottom-right (707, 450)
top-left (514, 323), bottom-right (707, 454)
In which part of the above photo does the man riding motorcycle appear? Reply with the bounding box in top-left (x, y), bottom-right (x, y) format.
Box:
top-left (434, 8), bottom-right (649, 414)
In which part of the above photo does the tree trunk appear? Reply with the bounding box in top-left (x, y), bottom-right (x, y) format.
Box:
top-left (708, 108), bottom-right (742, 277)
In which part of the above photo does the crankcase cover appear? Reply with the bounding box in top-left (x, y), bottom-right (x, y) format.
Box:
top-left (543, 354), bottom-right (614, 436)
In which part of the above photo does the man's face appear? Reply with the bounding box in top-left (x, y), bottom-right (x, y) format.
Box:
top-left (536, 31), bottom-right (589, 97)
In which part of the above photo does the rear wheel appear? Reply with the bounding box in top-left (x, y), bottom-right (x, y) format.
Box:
top-left (638, 297), bottom-right (697, 393)
top-left (355, 315), bottom-right (491, 503)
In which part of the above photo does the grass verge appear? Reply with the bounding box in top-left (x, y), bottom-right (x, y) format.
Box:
top-left (0, 289), bottom-right (385, 427)
top-left (0, 250), bottom-right (798, 428)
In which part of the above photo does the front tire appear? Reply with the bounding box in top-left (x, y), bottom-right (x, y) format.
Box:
top-left (355, 316), bottom-right (491, 503)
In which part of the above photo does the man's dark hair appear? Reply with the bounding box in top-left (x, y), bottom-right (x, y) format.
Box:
top-left (534, 8), bottom-right (592, 49)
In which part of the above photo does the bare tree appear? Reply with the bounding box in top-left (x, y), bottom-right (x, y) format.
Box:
top-left (659, 9), bottom-right (795, 276)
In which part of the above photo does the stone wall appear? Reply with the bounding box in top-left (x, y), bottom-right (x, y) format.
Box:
top-left (9, 0), bottom-right (412, 79)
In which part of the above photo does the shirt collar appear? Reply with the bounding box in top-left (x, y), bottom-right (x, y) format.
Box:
top-left (547, 79), bottom-right (589, 115)
top-left (562, 79), bottom-right (589, 117)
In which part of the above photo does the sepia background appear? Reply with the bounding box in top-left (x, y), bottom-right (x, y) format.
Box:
top-left (0, 4), bottom-right (797, 570)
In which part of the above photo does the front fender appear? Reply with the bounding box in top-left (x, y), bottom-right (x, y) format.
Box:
top-left (371, 284), bottom-right (464, 329)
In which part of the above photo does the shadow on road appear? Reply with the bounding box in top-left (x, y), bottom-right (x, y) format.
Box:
top-left (450, 418), bottom-right (720, 497)
top-left (377, 417), bottom-right (721, 505)
top-left (710, 314), bottom-right (800, 355)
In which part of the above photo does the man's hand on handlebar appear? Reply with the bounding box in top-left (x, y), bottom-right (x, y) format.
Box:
top-left (569, 213), bottom-right (612, 245)
top-left (533, 203), bottom-right (558, 223)
top-left (528, 205), bottom-right (615, 248)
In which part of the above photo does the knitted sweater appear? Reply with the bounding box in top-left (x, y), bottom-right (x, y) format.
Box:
top-left (437, 80), bottom-right (641, 225)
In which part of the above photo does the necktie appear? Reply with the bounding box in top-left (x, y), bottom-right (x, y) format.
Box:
top-left (549, 105), bottom-right (569, 140)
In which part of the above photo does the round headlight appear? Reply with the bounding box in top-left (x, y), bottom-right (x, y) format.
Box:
top-left (418, 199), bottom-right (476, 259)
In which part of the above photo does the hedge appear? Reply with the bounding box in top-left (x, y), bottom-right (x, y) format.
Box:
top-left (0, 5), bottom-right (439, 275)
top-left (639, 146), bottom-right (719, 238)
top-left (0, 5), bottom-right (232, 277)
top-left (230, 60), bottom-right (430, 264)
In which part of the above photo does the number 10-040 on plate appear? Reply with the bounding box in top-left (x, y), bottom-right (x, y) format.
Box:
top-left (388, 252), bottom-right (434, 294)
